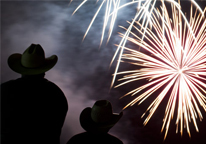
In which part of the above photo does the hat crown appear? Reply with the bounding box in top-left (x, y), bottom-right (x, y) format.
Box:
top-left (21, 44), bottom-right (45, 68)
top-left (91, 100), bottom-right (113, 123)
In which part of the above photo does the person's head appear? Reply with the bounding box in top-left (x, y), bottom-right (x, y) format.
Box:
top-left (80, 100), bottom-right (123, 134)
top-left (8, 44), bottom-right (58, 76)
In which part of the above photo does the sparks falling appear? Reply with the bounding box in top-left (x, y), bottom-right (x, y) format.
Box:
top-left (114, 3), bottom-right (206, 139)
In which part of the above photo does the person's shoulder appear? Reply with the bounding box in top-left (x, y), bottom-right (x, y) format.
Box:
top-left (44, 79), bottom-right (61, 89)
top-left (67, 132), bottom-right (90, 144)
top-left (107, 134), bottom-right (124, 144)
top-left (1, 79), bottom-right (19, 94)
top-left (43, 78), bottom-right (66, 96)
top-left (67, 132), bottom-right (124, 144)
top-left (1, 79), bottom-right (16, 87)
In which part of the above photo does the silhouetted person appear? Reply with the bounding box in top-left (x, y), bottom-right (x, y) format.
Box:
top-left (1, 44), bottom-right (68, 144)
top-left (67, 100), bottom-right (123, 144)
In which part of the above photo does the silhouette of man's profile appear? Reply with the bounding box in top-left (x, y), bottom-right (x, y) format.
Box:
top-left (1, 44), bottom-right (68, 144)
top-left (67, 100), bottom-right (123, 144)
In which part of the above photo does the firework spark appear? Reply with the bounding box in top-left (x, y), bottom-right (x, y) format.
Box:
top-left (114, 2), bottom-right (206, 139)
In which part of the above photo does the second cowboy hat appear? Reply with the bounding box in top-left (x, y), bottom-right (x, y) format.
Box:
top-left (8, 44), bottom-right (58, 75)
top-left (80, 100), bottom-right (123, 133)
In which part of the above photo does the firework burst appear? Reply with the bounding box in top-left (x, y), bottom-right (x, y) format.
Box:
top-left (114, 2), bottom-right (206, 139)
top-left (71, 0), bottom-right (206, 139)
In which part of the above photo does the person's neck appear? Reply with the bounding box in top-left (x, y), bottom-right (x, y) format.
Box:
top-left (21, 73), bottom-right (45, 79)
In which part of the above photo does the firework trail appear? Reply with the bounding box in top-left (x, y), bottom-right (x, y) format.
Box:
top-left (71, 0), bottom-right (204, 46)
top-left (71, 0), bottom-right (122, 46)
top-left (113, 2), bottom-right (206, 139)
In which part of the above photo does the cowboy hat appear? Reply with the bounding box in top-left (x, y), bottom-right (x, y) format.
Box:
top-left (8, 44), bottom-right (58, 75)
top-left (80, 100), bottom-right (123, 133)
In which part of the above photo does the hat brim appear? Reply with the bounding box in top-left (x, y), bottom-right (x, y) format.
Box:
top-left (8, 53), bottom-right (58, 75)
top-left (80, 107), bottom-right (123, 133)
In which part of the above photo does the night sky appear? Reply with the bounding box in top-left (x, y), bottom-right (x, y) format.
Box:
top-left (1, 1), bottom-right (206, 144)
